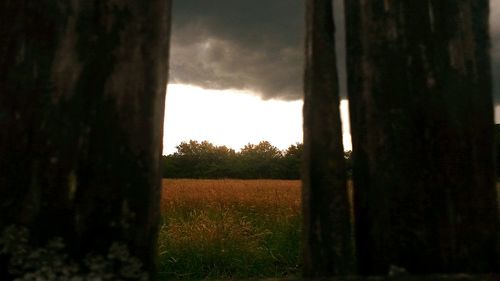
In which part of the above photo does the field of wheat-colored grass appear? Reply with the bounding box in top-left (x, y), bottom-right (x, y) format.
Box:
top-left (158, 179), bottom-right (302, 280)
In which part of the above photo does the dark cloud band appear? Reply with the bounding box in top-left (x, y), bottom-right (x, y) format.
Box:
top-left (170, 0), bottom-right (500, 102)
top-left (169, 0), bottom-right (304, 100)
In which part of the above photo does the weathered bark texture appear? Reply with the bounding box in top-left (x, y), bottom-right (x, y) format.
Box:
top-left (0, 0), bottom-right (171, 277)
top-left (267, 274), bottom-right (497, 281)
top-left (303, 0), bottom-right (355, 277)
top-left (345, 0), bottom-right (498, 274)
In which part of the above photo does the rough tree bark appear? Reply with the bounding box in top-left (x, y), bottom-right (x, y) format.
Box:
top-left (303, 0), bottom-right (356, 277)
top-left (345, 0), bottom-right (498, 274)
top-left (0, 0), bottom-right (171, 278)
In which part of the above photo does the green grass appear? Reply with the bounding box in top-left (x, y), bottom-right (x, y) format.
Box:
top-left (157, 179), bottom-right (302, 280)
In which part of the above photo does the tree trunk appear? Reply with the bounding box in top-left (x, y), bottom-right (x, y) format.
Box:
top-left (0, 0), bottom-right (171, 278)
top-left (345, 0), bottom-right (498, 274)
top-left (303, 0), bottom-right (356, 277)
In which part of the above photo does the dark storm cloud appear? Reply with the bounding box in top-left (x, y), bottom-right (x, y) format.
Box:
top-left (169, 0), bottom-right (499, 102)
top-left (169, 0), bottom-right (305, 100)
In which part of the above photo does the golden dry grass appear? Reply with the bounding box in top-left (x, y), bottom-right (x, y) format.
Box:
top-left (158, 179), bottom-right (302, 280)
top-left (161, 179), bottom-right (301, 213)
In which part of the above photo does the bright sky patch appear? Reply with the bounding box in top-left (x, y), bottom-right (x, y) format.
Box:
top-left (163, 84), bottom-right (352, 155)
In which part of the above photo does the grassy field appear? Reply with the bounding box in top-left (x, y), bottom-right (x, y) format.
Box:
top-left (157, 179), bottom-right (302, 280)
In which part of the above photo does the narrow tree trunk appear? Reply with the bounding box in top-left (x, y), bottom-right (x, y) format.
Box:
top-left (345, 0), bottom-right (498, 274)
top-left (0, 0), bottom-right (171, 278)
top-left (303, 0), bottom-right (356, 276)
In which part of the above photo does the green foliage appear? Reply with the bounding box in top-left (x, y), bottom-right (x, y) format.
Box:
top-left (0, 225), bottom-right (148, 280)
top-left (163, 141), bottom-right (237, 178)
top-left (158, 214), bottom-right (301, 280)
top-left (162, 140), bottom-right (353, 179)
top-left (238, 141), bottom-right (283, 179)
top-left (281, 143), bottom-right (303, 179)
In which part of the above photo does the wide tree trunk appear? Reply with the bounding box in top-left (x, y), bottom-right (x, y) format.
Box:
top-left (0, 0), bottom-right (171, 278)
top-left (345, 0), bottom-right (498, 274)
top-left (302, 0), bottom-right (356, 277)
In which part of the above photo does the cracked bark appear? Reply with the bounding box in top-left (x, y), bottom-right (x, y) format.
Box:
top-left (303, 0), bottom-right (356, 277)
top-left (0, 0), bottom-right (171, 277)
top-left (345, 0), bottom-right (498, 274)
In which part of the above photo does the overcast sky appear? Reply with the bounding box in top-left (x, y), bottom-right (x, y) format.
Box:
top-left (169, 0), bottom-right (500, 102)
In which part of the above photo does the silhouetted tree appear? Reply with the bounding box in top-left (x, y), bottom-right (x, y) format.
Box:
top-left (166, 140), bottom-right (237, 178)
top-left (239, 141), bottom-right (283, 178)
top-left (162, 141), bottom-right (355, 180)
top-left (163, 141), bottom-right (306, 179)
top-left (282, 143), bottom-right (303, 179)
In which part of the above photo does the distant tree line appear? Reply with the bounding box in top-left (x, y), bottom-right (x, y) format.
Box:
top-left (162, 140), bottom-right (353, 179)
